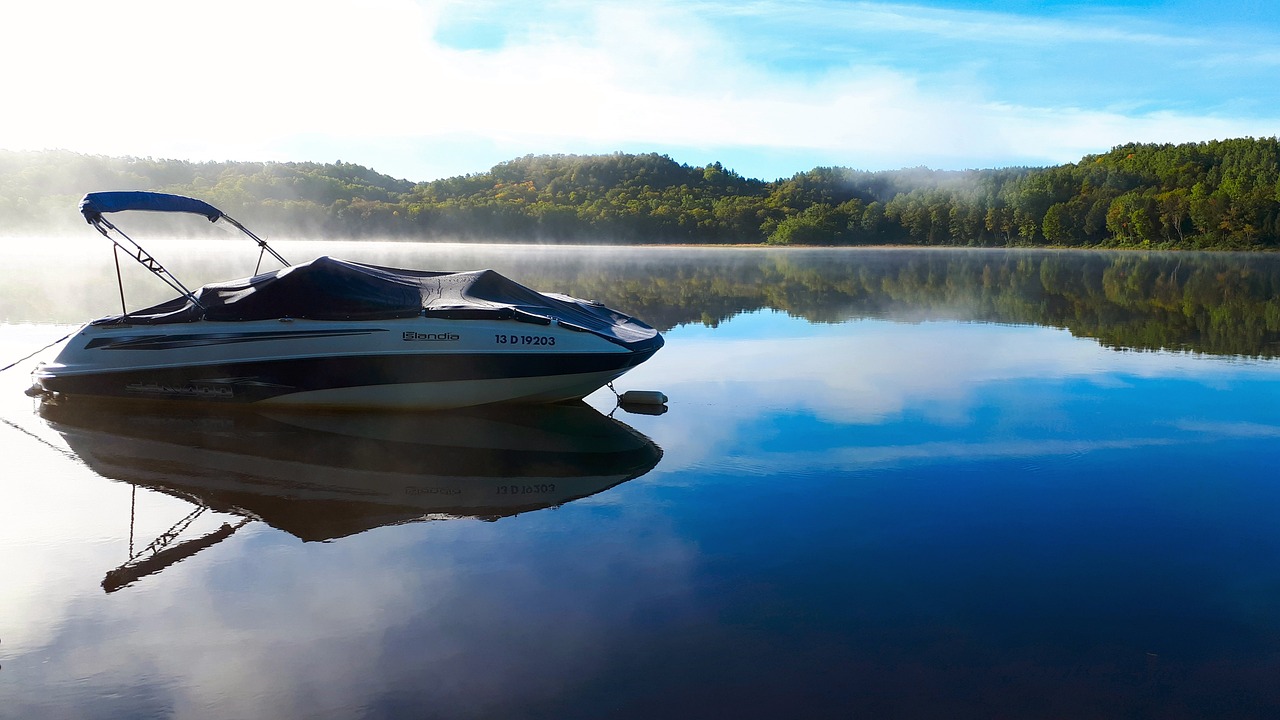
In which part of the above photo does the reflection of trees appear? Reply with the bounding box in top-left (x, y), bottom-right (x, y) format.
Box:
top-left (6, 240), bottom-right (1275, 357)
top-left (522, 250), bottom-right (1280, 358)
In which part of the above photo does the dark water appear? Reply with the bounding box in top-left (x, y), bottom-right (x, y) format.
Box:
top-left (2, 244), bottom-right (1280, 718)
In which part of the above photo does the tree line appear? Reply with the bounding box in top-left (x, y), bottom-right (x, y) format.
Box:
top-left (2, 139), bottom-right (1279, 249)
top-left (505, 250), bottom-right (1280, 358)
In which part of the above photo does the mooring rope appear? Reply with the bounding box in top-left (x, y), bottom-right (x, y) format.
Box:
top-left (0, 326), bottom-right (82, 374)
top-left (0, 416), bottom-right (78, 460)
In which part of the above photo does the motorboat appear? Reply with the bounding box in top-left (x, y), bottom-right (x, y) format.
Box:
top-left (37, 397), bottom-right (660, 591)
top-left (31, 192), bottom-right (663, 408)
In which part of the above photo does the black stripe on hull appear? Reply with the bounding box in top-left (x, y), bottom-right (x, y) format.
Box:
top-left (84, 329), bottom-right (383, 351)
top-left (40, 349), bottom-right (657, 403)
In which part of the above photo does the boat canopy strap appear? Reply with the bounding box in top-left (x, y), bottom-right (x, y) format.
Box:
top-left (80, 192), bottom-right (223, 223)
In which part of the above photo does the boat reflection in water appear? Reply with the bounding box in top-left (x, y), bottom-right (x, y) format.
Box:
top-left (37, 398), bottom-right (662, 592)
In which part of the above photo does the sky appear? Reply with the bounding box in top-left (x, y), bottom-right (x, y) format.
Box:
top-left (3, 0), bottom-right (1279, 182)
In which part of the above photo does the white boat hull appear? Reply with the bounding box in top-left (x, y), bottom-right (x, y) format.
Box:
top-left (34, 316), bottom-right (661, 409)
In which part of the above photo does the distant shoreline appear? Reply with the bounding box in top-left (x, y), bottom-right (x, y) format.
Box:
top-left (4, 232), bottom-right (1273, 253)
top-left (634, 243), bottom-right (1278, 252)
top-left (4, 142), bottom-right (1279, 252)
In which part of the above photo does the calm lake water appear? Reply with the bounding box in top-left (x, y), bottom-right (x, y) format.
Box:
top-left (2, 242), bottom-right (1280, 719)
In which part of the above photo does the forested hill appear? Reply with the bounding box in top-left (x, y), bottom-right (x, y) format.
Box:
top-left (3, 139), bottom-right (1279, 249)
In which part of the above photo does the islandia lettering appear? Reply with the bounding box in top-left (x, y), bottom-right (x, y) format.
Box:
top-left (402, 331), bottom-right (461, 342)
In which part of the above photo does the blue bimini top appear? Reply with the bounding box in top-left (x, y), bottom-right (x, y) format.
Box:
top-left (79, 192), bottom-right (224, 223)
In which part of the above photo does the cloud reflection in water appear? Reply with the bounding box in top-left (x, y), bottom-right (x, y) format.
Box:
top-left (4, 306), bottom-right (1280, 718)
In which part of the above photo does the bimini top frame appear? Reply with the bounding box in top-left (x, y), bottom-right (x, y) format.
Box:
top-left (79, 191), bottom-right (290, 314)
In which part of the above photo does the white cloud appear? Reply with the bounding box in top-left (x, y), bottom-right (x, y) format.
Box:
top-left (795, 1), bottom-right (1201, 47)
top-left (3, 0), bottom-right (1279, 178)
top-left (707, 436), bottom-right (1181, 478)
top-left (631, 318), bottom-right (1278, 423)
top-left (1172, 421), bottom-right (1280, 438)
top-left (610, 316), bottom-right (1280, 475)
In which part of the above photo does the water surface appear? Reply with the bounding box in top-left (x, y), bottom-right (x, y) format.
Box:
top-left (2, 244), bottom-right (1279, 718)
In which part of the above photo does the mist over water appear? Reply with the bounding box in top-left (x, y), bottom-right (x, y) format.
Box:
top-left (7, 240), bottom-right (1280, 357)
top-left (2, 243), bottom-right (1279, 718)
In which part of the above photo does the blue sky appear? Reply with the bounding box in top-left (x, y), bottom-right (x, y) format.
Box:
top-left (3, 0), bottom-right (1278, 181)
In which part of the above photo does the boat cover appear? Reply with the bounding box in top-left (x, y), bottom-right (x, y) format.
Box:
top-left (94, 256), bottom-right (660, 348)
